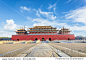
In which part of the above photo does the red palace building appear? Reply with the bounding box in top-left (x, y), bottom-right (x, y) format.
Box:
top-left (11, 26), bottom-right (75, 41)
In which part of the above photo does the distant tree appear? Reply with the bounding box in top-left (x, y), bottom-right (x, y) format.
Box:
top-left (0, 37), bottom-right (10, 38)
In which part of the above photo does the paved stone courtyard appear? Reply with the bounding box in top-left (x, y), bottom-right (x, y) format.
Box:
top-left (1, 42), bottom-right (86, 57)
top-left (26, 43), bottom-right (59, 57)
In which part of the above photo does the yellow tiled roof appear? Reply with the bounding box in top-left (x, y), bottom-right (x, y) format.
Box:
top-left (29, 26), bottom-right (56, 29)
top-left (15, 31), bottom-right (26, 32)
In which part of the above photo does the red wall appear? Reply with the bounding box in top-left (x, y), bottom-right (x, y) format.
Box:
top-left (11, 34), bottom-right (75, 41)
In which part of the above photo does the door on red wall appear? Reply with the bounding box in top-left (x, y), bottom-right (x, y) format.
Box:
top-left (49, 38), bottom-right (51, 41)
top-left (42, 38), bottom-right (45, 41)
top-left (35, 38), bottom-right (38, 41)
top-left (68, 38), bottom-right (70, 40)
top-left (17, 39), bottom-right (19, 41)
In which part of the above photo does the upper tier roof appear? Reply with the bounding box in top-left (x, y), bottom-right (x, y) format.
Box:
top-left (29, 26), bottom-right (56, 29)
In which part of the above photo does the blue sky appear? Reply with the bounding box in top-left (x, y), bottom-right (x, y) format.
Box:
top-left (0, 0), bottom-right (86, 37)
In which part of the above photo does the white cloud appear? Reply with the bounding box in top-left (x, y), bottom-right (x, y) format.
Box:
top-left (64, 5), bottom-right (86, 36)
top-left (0, 19), bottom-right (18, 37)
top-left (53, 7), bottom-right (58, 16)
top-left (39, 9), bottom-right (56, 20)
top-left (32, 18), bottom-right (69, 27)
top-left (20, 6), bottom-right (30, 11)
top-left (20, 6), bottom-right (37, 12)
top-left (48, 2), bottom-right (57, 9)
top-left (4, 19), bottom-right (17, 31)
top-left (51, 15), bottom-right (56, 20)
top-left (53, 7), bottom-right (56, 12)
top-left (36, 10), bottom-right (40, 17)
top-left (27, 17), bottom-right (32, 21)
top-left (20, 6), bottom-right (30, 12)
top-left (39, 9), bottom-right (53, 15)
top-left (65, 6), bottom-right (86, 25)
top-left (33, 23), bottom-right (45, 26)
top-left (0, 28), bottom-right (16, 37)
top-left (71, 26), bottom-right (86, 31)
top-left (66, 0), bottom-right (71, 3)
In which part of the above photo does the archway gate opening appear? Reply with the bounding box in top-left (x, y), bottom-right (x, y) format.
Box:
top-left (42, 38), bottom-right (45, 41)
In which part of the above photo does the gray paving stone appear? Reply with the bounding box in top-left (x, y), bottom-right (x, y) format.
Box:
top-left (47, 44), bottom-right (70, 57)
top-left (16, 54), bottom-right (27, 57)
top-left (16, 44), bottom-right (39, 57)
top-left (26, 43), bottom-right (59, 57)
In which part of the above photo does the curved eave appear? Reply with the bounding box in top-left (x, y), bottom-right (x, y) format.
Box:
top-left (27, 30), bottom-right (58, 31)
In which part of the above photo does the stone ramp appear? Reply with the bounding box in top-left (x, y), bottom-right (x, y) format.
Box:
top-left (46, 44), bottom-right (70, 57)
top-left (26, 43), bottom-right (59, 57)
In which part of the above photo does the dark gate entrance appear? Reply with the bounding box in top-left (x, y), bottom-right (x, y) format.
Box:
top-left (35, 38), bottom-right (38, 41)
top-left (49, 38), bottom-right (51, 41)
top-left (17, 39), bottom-right (19, 41)
top-left (42, 38), bottom-right (45, 41)
top-left (68, 38), bottom-right (70, 40)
